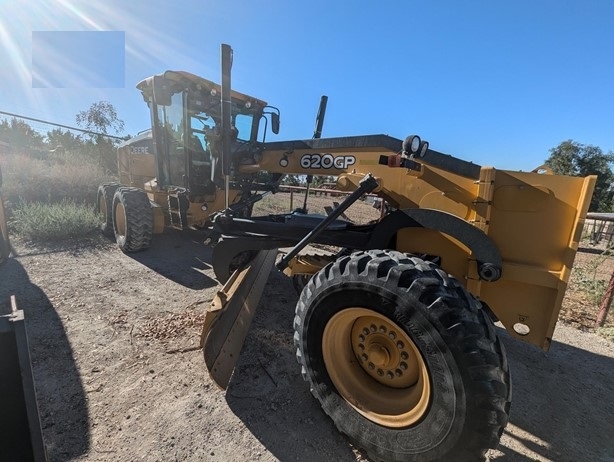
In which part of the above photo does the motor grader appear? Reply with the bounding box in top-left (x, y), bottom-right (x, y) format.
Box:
top-left (193, 45), bottom-right (596, 462)
top-left (97, 47), bottom-right (281, 252)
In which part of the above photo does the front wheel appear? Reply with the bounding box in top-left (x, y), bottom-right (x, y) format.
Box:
top-left (294, 249), bottom-right (511, 462)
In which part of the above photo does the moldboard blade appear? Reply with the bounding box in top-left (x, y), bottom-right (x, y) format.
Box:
top-left (201, 249), bottom-right (277, 389)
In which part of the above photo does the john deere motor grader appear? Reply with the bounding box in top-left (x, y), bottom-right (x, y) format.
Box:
top-left (97, 48), bottom-right (281, 252)
top-left (197, 45), bottom-right (596, 461)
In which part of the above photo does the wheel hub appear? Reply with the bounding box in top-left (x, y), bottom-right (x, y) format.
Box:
top-left (351, 316), bottom-right (419, 388)
top-left (322, 307), bottom-right (431, 427)
top-left (366, 343), bottom-right (390, 368)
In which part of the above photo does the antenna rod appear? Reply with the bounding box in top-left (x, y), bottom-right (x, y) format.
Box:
top-left (301, 95), bottom-right (328, 213)
top-left (220, 44), bottom-right (233, 209)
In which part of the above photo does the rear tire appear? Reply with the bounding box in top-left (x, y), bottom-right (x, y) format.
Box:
top-left (97, 182), bottom-right (121, 238)
top-left (294, 249), bottom-right (511, 462)
top-left (112, 187), bottom-right (153, 252)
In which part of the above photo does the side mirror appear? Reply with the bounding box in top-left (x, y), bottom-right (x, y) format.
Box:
top-left (271, 113), bottom-right (280, 134)
top-left (152, 75), bottom-right (172, 106)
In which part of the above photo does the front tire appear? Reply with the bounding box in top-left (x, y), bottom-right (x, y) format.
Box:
top-left (112, 187), bottom-right (153, 252)
top-left (294, 249), bottom-right (511, 462)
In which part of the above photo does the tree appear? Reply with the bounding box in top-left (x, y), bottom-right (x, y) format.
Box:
top-left (76, 101), bottom-right (124, 138)
top-left (0, 118), bottom-right (45, 152)
top-left (282, 174), bottom-right (302, 186)
top-left (545, 140), bottom-right (614, 212)
top-left (312, 175), bottom-right (336, 188)
top-left (76, 101), bottom-right (125, 173)
top-left (46, 128), bottom-right (83, 153)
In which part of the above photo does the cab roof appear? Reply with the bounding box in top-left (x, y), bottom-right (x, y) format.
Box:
top-left (136, 70), bottom-right (268, 108)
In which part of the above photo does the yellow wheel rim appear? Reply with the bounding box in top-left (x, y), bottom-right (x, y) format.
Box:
top-left (322, 308), bottom-right (431, 428)
top-left (114, 202), bottom-right (126, 239)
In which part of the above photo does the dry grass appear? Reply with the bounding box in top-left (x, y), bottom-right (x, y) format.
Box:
top-left (562, 249), bottom-right (614, 330)
top-left (1, 150), bottom-right (115, 241)
top-left (0, 151), bottom-right (113, 205)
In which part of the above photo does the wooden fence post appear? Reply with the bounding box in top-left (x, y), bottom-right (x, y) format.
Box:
top-left (596, 270), bottom-right (614, 327)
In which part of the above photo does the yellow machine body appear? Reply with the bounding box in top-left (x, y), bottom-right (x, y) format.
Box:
top-left (239, 143), bottom-right (595, 350)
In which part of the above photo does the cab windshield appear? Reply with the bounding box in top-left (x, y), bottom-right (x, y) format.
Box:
top-left (154, 89), bottom-right (258, 190)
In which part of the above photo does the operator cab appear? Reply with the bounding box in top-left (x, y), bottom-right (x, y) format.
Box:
top-left (136, 70), bottom-right (278, 201)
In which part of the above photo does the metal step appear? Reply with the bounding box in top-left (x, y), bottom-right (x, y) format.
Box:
top-left (167, 190), bottom-right (189, 230)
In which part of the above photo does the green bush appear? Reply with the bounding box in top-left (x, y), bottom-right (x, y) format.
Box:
top-left (11, 199), bottom-right (100, 242)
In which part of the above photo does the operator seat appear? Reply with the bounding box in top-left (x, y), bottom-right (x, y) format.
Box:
top-left (186, 133), bottom-right (216, 196)
top-left (188, 134), bottom-right (210, 164)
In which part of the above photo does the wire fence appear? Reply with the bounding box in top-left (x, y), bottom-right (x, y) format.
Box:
top-left (0, 109), bottom-right (126, 156)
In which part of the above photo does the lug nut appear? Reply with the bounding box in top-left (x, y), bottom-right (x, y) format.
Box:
top-left (362, 328), bottom-right (370, 336)
top-left (379, 325), bottom-right (387, 333)
top-left (401, 351), bottom-right (409, 360)
top-left (388, 331), bottom-right (396, 340)
top-left (361, 354), bottom-right (368, 361)
top-left (377, 369), bottom-right (384, 376)
top-left (400, 362), bottom-right (408, 370)
top-left (370, 324), bottom-right (377, 332)
top-left (395, 369), bottom-right (403, 377)
top-left (397, 341), bottom-right (404, 350)
top-left (387, 371), bottom-right (394, 379)
top-left (368, 362), bottom-right (375, 370)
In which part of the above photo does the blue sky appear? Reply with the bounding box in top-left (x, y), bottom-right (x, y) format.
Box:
top-left (0, 0), bottom-right (612, 171)
top-left (32, 31), bottom-right (125, 88)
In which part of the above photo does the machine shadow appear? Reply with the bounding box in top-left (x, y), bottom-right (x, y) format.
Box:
top-left (0, 258), bottom-right (90, 461)
top-left (497, 328), bottom-right (614, 462)
top-left (124, 229), bottom-right (218, 290)
top-left (225, 269), bottom-right (361, 462)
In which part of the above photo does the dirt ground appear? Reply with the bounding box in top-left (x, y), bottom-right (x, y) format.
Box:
top-left (1, 231), bottom-right (614, 462)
